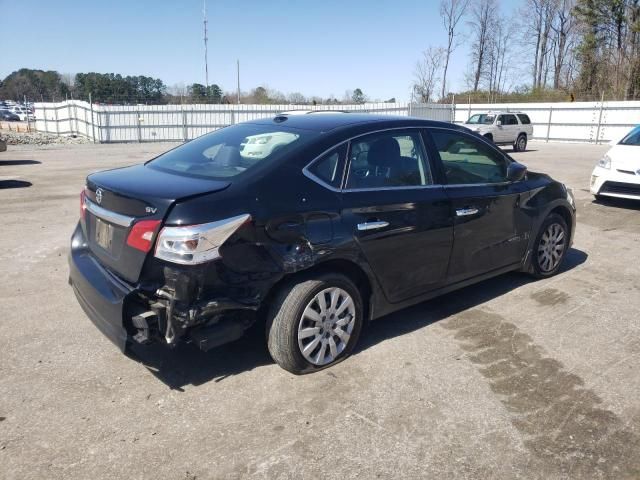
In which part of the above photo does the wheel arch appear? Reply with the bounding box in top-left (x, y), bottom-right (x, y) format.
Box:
top-left (549, 204), bottom-right (573, 238)
top-left (261, 258), bottom-right (375, 323)
top-left (521, 199), bottom-right (575, 272)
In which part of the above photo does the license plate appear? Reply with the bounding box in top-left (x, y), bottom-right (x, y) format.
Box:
top-left (95, 218), bottom-right (114, 251)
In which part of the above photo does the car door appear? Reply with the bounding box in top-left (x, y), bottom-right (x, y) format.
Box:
top-left (494, 114), bottom-right (508, 143)
top-left (504, 114), bottom-right (519, 143)
top-left (426, 127), bottom-right (532, 283)
top-left (341, 129), bottom-right (453, 303)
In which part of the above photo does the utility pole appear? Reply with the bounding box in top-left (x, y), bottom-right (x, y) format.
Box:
top-left (203, 0), bottom-right (209, 88)
top-left (236, 59), bottom-right (241, 104)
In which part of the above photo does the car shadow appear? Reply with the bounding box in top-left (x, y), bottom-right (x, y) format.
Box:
top-left (0, 160), bottom-right (41, 166)
top-left (593, 197), bottom-right (640, 211)
top-left (130, 248), bottom-right (587, 390)
top-left (0, 180), bottom-right (32, 189)
top-left (359, 248), bottom-right (587, 353)
top-left (500, 148), bottom-right (539, 153)
top-left (127, 326), bottom-right (272, 391)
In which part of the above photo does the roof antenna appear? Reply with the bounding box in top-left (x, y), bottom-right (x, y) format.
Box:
top-left (203, 0), bottom-right (209, 88)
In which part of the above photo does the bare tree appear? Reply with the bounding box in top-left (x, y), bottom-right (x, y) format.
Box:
top-left (550, 0), bottom-right (576, 89)
top-left (439, 0), bottom-right (470, 98)
top-left (486, 15), bottom-right (512, 96)
top-left (537, 0), bottom-right (557, 88)
top-left (468, 0), bottom-right (498, 92)
top-left (413, 47), bottom-right (446, 102)
top-left (287, 92), bottom-right (307, 104)
top-left (520, 0), bottom-right (552, 89)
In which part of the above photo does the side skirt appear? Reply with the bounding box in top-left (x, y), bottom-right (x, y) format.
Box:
top-left (370, 262), bottom-right (523, 321)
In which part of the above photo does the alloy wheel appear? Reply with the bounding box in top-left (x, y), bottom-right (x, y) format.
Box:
top-left (297, 287), bottom-right (356, 366)
top-left (537, 223), bottom-right (566, 272)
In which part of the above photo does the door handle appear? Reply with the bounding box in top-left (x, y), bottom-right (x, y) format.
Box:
top-left (456, 207), bottom-right (479, 217)
top-left (357, 221), bottom-right (389, 231)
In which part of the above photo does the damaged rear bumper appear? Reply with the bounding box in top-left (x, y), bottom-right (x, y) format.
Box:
top-left (69, 223), bottom-right (132, 351)
top-left (69, 223), bottom-right (259, 352)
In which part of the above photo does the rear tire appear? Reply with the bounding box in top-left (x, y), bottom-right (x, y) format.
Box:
top-left (514, 134), bottom-right (527, 152)
top-left (266, 273), bottom-right (363, 374)
top-left (529, 213), bottom-right (569, 279)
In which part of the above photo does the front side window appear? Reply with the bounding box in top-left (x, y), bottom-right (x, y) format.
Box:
top-left (620, 126), bottom-right (640, 146)
top-left (430, 129), bottom-right (509, 185)
top-left (345, 130), bottom-right (431, 189)
top-left (466, 114), bottom-right (496, 125)
top-left (149, 124), bottom-right (314, 179)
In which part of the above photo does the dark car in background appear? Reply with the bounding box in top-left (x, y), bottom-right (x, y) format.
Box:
top-left (0, 109), bottom-right (20, 121)
top-left (69, 114), bottom-right (576, 374)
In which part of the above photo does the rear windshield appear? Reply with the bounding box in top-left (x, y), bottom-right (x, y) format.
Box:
top-left (619, 126), bottom-right (640, 146)
top-left (148, 124), bottom-right (314, 179)
top-left (466, 114), bottom-right (495, 125)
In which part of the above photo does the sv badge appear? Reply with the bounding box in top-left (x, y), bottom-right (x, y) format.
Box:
top-left (145, 206), bottom-right (158, 214)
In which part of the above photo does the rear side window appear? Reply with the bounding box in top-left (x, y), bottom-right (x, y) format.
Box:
top-left (620, 126), bottom-right (640, 145)
top-left (149, 124), bottom-right (314, 179)
top-left (345, 130), bottom-right (432, 189)
top-left (307, 144), bottom-right (347, 188)
top-left (517, 114), bottom-right (531, 124)
top-left (430, 129), bottom-right (509, 184)
top-left (504, 114), bottom-right (519, 125)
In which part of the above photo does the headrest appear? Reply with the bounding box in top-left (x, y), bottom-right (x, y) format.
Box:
top-left (367, 137), bottom-right (400, 167)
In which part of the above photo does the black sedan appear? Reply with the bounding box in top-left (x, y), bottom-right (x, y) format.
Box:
top-left (69, 114), bottom-right (576, 373)
top-left (0, 110), bottom-right (20, 121)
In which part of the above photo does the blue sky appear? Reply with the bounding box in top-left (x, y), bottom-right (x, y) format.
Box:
top-left (3, 0), bottom-right (521, 101)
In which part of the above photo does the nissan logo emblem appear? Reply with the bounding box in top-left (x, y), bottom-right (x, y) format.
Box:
top-left (95, 188), bottom-right (103, 204)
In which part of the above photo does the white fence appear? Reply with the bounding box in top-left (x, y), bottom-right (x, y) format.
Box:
top-left (33, 99), bottom-right (640, 144)
top-left (32, 101), bottom-right (453, 143)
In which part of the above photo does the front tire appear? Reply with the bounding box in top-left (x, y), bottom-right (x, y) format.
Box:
top-left (530, 213), bottom-right (569, 278)
top-left (266, 273), bottom-right (363, 374)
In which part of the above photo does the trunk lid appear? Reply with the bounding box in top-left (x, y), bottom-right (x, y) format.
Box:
top-left (84, 164), bottom-right (230, 283)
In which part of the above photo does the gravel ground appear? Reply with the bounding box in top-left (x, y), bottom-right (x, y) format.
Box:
top-left (0, 129), bottom-right (90, 145)
top-left (0, 140), bottom-right (639, 479)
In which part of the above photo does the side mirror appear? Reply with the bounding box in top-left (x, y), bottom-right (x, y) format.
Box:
top-left (507, 162), bottom-right (527, 182)
top-left (496, 120), bottom-right (502, 126)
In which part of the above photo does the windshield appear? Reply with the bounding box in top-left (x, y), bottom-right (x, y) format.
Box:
top-left (619, 126), bottom-right (640, 146)
top-left (148, 123), bottom-right (313, 179)
top-left (466, 114), bottom-right (495, 125)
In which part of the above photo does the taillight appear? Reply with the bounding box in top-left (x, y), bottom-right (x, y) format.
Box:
top-left (155, 214), bottom-right (250, 265)
top-left (126, 220), bottom-right (162, 252)
top-left (80, 189), bottom-right (87, 220)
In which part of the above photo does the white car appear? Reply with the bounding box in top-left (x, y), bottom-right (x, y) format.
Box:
top-left (240, 131), bottom-right (300, 159)
top-left (8, 106), bottom-right (35, 122)
top-left (465, 111), bottom-right (534, 152)
top-left (590, 125), bottom-right (640, 200)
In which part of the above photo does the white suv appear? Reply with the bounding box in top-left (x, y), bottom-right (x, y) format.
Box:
top-left (8, 106), bottom-right (35, 122)
top-left (465, 111), bottom-right (533, 152)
